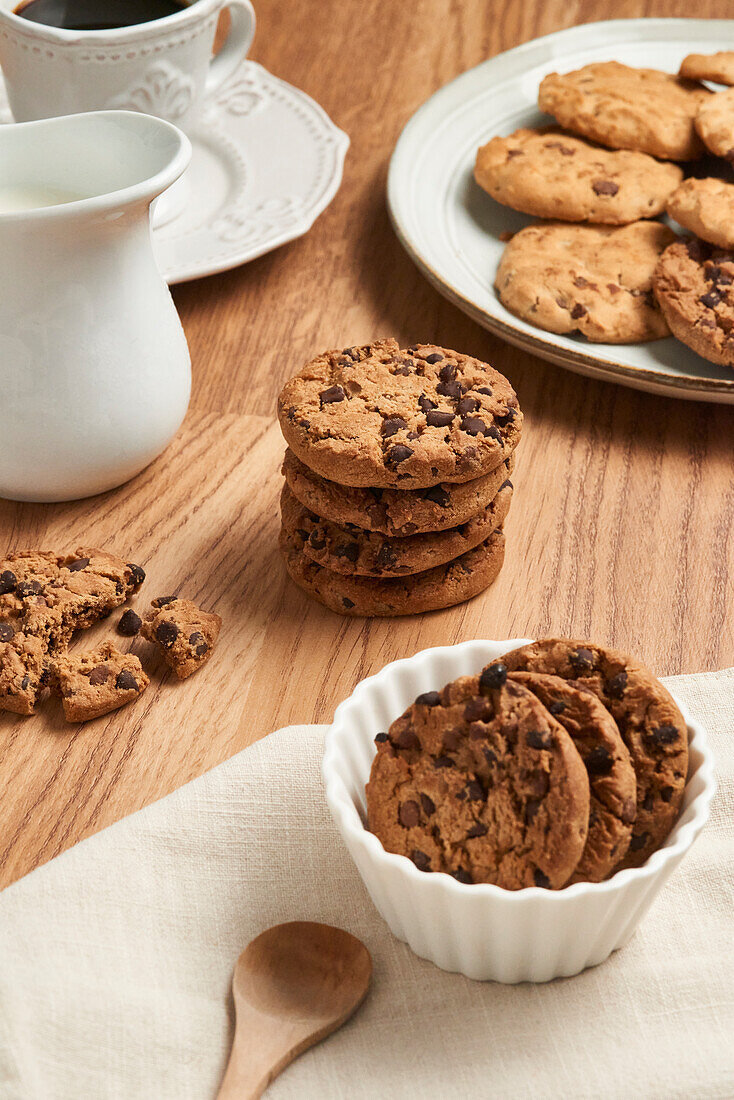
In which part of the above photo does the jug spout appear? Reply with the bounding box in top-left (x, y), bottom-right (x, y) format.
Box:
top-left (0, 111), bottom-right (193, 503)
top-left (0, 110), bottom-right (192, 219)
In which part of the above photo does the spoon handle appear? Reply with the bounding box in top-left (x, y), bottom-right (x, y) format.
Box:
top-left (216, 1011), bottom-right (306, 1100)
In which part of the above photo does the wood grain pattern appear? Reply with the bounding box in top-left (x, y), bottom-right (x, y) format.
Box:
top-left (1, 0), bottom-right (733, 889)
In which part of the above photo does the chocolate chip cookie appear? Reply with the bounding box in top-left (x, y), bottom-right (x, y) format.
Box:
top-left (282, 448), bottom-right (514, 537)
top-left (694, 87), bottom-right (734, 159)
top-left (502, 640), bottom-right (688, 869)
top-left (280, 480), bottom-right (512, 578)
top-left (509, 672), bottom-right (636, 881)
top-left (277, 339), bottom-right (522, 489)
top-left (538, 62), bottom-right (710, 161)
top-left (51, 641), bottom-right (149, 723)
top-left (474, 127), bottom-right (683, 224)
top-left (366, 671), bottom-right (590, 889)
top-left (680, 51), bottom-right (734, 87)
top-left (653, 237), bottom-right (734, 368)
top-left (141, 597), bottom-right (221, 679)
top-left (495, 221), bottom-right (674, 343)
top-left (666, 178), bottom-right (734, 250)
top-left (280, 525), bottom-right (506, 617)
top-left (0, 631), bottom-right (47, 715)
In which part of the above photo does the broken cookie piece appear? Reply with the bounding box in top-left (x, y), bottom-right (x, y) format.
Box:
top-left (141, 598), bottom-right (221, 680)
top-left (0, 629), bottom-right (47, 715)
top-left (51, 641), bottom-right (149, 723)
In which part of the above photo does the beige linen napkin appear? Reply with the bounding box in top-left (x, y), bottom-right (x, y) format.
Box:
top-left (0, 668), bottom-right (732, 1099)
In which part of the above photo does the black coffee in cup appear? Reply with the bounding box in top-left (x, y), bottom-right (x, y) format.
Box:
top-left (14, 0), bottom-right (189, 30)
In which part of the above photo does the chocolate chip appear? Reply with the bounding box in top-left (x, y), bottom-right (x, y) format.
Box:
top-left (434, 755), bottom-right (455, 768)
top-left (479, 662), bottom-right (507, 692)
top-left (127, 562), bottom-right (145, 589)
top-left (115, 669), bottom-right (139, 691)
top-left (0, 622), bottom-right (15, 642)
top-left (337, 542), bottom-right (360, 563)
top-left (88, 665), bottom-right (110, 686)
top-left (423, 485), bottom-right (450, 507)
top-left (660, 786), bottom-right (674, 803)
top-left (411, 849), bottom-right (431, 871)
top-left (342, 598), bottom-right (355, 609)
top-left (436, 380), bottom-right (462, 399)
top-left (385, 445), bottom-right (413, 468)
top-left (533, 869), bottom-right (551, 888)
top-left (399, 800), bottom-right (420, 827)
top-left (686, 238), bottom-right (707, 263)
top-left (526, 730), bottom-right (550, 750)
top-left (152, 595), bottom-right (178, 608)
top-left (425, 352), bottom-right (444, 363)
top-left (605, 671), bottom-right (628, 699)
top-left (382, 416), bottom-right (408, 437)
top-left (20, 675), bottom-right (30, 691)
top-left (117, 609), bottom-right (142, 637)
top-left (451, 868), bottom-right (473, 884)
top-left (420, 793), bottom-right (436, 816)
top-left (460, 416), bottom-right (488, 436)
top-left (426, 409), bottom-right (455, 427)
top-left (375, 543), bottom-right (398, 569)
top-left (586, 746), bottom-right (614, 776)
top-left (482, 746), bottom-right (498, 767)
top-left (700, 291), bottom-right (721, 309)
top-left (642, 792), bottom-right (654, 812)
top-left (464, 696), bottom-right (492, 722)
top-left (66, 557), bottom-right (90, 572)
top-left (457, 396), bottom-right (479, 416)
top-left (547, 699), bottom-right (566, 715)
top-left (394, 726), bottom-right (420, 750)
top-left (0, 570), bottom-right (17, 595)
top-left (525, 798), bottom-right (542, 824)
top-left (418, 394), bottom-right (436, 414)
top-left (156, 621), bottom-right (179, 647)
top-left (710, 265), bottom-right (733, 286)
top-left (495, 409), bottom-right (516, 428)
top-left (17, 580), bottom-right (42, 597)
top-left (189, 631), bottom-right (208, 657)
top-left (571, 303), bottom-right (587, 319)
top-left (592, 179), bottom-right (619, 196)
top-left (442, 728), bottom-right (462, 752)
top-left (629, 832), bottom-right (649, 852)
top-left (438, 362), bottom-right (457, 382)
top-left (466, 822), bottom-right (488, 838)
top-left (477, 386), bottom-right (492, 396)
top-left (374, 732), bottom-right (389, 743)
top-left (319, 385), bottom-right (345, 405)
top-left (308, 532), bottom-right (326, 551)
top-left (416, 690), bottom-right (441, 707)
top-left (648, 724), bottom-right (680, 746)
top-left (607, 283), bottom-right (621, 295)
top-left (465, 781), bottom-right (485, 801)
top-left (569, 646), bottom-right (595, 672)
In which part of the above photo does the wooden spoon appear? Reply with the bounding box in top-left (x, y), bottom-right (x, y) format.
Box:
top-left (217, 921), bottom-right (372, 1099)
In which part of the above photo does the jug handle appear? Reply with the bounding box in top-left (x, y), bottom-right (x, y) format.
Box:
top-left (207, 0), bottom-right (256, 93)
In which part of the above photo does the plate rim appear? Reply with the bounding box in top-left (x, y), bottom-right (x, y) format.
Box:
top-left (387, 16), bottom-right (734, 403)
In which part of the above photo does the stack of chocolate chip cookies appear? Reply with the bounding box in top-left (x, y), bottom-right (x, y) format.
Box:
top-left (276, 339), bottom-right (522, 617)
top-left (367, 638), bottom-right (689, 888)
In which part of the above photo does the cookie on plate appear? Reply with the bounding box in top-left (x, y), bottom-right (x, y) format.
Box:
top-left (680, 51), bottom-right (734, 86)
top-left (280, 525), bottom-right (506, 617)
top-left (509, 672), bottom-right (636, 881)
top-left (280, 480), bottom-right (512, 578)
top-left (694, 87), bottom-right (734, 159)
top-left (502, 639), bottom-right (689, 869)
top-left (653, 237), bottom-right (734, 367)
top-left (666, 177), bottom-right (734, 250)
top-left (277, 339), bottom-right (522, 489)
top-left (366, 672), bottom-right (590, 889)
top-left (495, 220), bottom-right (674, 343)
top-left (474, 127), bottom-right (683, 224)
top-left (538, 62), bottom-right (710, 161)
top-left (141, 597), bottom-right (222, 679)
top-left (282, 448), bottom-right (515, 536)
top-left (51, 641), bottom-right (148, 723)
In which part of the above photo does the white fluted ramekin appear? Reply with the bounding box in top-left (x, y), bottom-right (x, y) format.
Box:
top-left (322, 639), bottom-right (716, 983)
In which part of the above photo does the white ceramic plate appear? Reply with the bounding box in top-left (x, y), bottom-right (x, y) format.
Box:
top-left (388, 18), bottom-right (734, 404)
top-left (0, 59), bottom-right (349, 284)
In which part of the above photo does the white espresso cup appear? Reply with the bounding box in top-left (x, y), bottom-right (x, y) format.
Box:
top-left (0, 0), bottom-right (255, 133)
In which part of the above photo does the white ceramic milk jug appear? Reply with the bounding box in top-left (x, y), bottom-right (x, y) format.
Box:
top-left (0, 110), bottom-right (192, 502)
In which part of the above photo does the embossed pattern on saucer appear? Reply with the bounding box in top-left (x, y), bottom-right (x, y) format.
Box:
top-left (0, 60), bottom-right (349, 284)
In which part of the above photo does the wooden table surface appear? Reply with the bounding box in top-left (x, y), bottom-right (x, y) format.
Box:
top-left (2, 0), bottom-right (733, 890)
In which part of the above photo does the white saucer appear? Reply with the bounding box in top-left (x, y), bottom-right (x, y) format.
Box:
top-left (0, 60), bottom-right (349, 284)
top-left (388, 19), bottom-right (734, 404)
